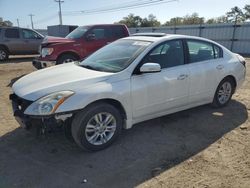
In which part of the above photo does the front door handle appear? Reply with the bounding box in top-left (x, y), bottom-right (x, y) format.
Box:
top-left (216, 65), bottom-right (224, 70)
top-left (177, 74), bottom-right (188, 80)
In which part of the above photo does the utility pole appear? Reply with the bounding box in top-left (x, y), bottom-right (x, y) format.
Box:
top-left (16, 18), bottom-right (20, 27)
top-left (55, 0), bottom-right (64, 25)
top-left (28, 14), bottom-right (34, 29)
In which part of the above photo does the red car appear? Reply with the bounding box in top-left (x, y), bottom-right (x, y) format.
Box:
top-left (33, 24), bottom-right (129, 69)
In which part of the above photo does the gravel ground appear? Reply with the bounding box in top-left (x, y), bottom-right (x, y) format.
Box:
top-left (0, 56), bottom-right (249, 188)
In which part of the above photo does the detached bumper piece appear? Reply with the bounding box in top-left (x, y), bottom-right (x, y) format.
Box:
top-left (9, 93), bottom-right (65, 134)
top-left (32, 59), bottom-right (56, 70)
top-left (32, 59), bottom-right (42, 70)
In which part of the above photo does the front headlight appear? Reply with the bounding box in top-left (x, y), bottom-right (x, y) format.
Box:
top-left (41, 47), bottom-right (54, 57)
top-left (24, 91), bottom-right (74, 116)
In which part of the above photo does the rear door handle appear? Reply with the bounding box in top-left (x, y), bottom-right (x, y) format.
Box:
top-left (216, 65), bottom-right (224, 70)
top-left (177, 74), bottom-right (188, 80)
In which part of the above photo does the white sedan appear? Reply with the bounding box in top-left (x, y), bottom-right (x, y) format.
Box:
top-left (10, 34), bottom-right (246, 151)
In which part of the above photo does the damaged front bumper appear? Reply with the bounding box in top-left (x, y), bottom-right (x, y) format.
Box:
top-left (9, 93), bottom-right (73, 133)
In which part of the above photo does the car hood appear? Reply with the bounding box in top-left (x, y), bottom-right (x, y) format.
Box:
top-left (12, 63), bottom-right (113, 101)
top-left (42, 36), bottom-right (75, 45)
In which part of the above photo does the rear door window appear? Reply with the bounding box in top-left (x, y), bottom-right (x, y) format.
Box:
top-left (5, 28), bottom-right (20, 38)
top-left (187, 40), bottom-right (214, 63)
top-left (111, 26), bottom-right (126, 38)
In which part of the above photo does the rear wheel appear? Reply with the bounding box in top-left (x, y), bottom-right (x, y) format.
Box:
top-left (71, 103), bottom-right (123, 151)
top-left (56, 54), bottom-right (78, 64)
top-left (212, 78), bottom-right (235, 107)
top-left (0, 47), bottom-right (9, 61)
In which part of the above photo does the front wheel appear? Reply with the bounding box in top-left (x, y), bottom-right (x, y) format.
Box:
top-left (71, 103), bottom-right (123, 151)
top-left (0, 47), bottom-right (9, 61)
top-left (212, 78), bottom-right (235, 107)
top-left (56, 54), bottom-right (77, 64)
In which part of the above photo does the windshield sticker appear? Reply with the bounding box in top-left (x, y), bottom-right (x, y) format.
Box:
top-left (132, 41), bottom-right (151, 46)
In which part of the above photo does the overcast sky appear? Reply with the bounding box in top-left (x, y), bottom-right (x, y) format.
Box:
top-left (0, 0), bottom-right (249, 29)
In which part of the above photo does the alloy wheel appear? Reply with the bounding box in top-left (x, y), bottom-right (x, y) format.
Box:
top-left (0, 50), bottom-right (6, 60)
top-left (217, 81), bottom-right (232, 105)
top-left (85, 112), bottom-right (117, 145)
top-left (63, 59), bottom-right (74, 63)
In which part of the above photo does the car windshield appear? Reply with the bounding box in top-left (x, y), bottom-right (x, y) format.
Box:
top-left (79, 39), bottom-right (151, 73)
top-left (66, 26), bottom-right (88, 39)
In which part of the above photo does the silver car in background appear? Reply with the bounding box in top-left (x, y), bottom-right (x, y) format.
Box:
top-left (0, 27), bottom-right (44, 61)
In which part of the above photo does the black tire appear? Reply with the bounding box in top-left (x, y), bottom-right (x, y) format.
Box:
top-left (71, 102), bottom-right (123, 151)
top-left (212, 77), bottom-right (235, 108)
top-left (56, 54), bottom-right (77, 65)
top-left (0, 47), bottom-right (9, 61)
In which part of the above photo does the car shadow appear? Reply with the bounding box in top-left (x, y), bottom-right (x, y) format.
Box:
top-left (0, 100), bottom-right (248, 188)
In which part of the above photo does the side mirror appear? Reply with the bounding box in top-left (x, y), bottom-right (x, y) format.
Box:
top-left (140, 63), bottom-right (161, 73)
top-left (86, 33), bottom-right (96, 41)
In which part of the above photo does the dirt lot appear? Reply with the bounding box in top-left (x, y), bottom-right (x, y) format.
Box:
top-left (0, 56), bottom-right (249, 188)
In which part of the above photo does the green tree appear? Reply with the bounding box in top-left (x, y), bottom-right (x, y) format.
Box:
top-left (118, 14), bottom-right (143, 27)
top-left (226, 6), bottom-right (245, 23)
top-left (0, 17), bottom-right (13, 27)
top-left (163, 17), bottom-right (183, 26)
top-left (118, 14), bottom-right (160, 27)
top-left (244, 4), bottom-right (250, 20)
top-left (182, 13), bottom-right (204, 25)
top-left (206, 15), bottom-right (229, 24)
top-left (141, 14), bottom-right (161, 27)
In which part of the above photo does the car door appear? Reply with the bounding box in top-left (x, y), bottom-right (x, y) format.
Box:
top-left (20, 29), bottom-right (43, 54)
top-left (186, 40), bottom-right (223, 104)
top-left (84, 26), bottom-right (110, 56)
top-left (3, 28), bottom-right (24, 54)
top-left (131, 40), bottom-right (190, 120)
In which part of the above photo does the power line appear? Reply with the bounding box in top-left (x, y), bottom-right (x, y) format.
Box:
top-left (55, 0), bottom-right (64, 25)
top-left (64, 0), bottom-right (151, 14)
top-left (63, 0), bottom-right (178, 16)
top-left (28, 14), bottom-right (34, 29)
top-left (21, 0), bottom-right (177, 27)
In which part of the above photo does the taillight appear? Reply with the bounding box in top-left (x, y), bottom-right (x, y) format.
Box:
top-left (235, 54), bottom-right (246, 67)
top-left (240, 60), bottom-right (246, 67)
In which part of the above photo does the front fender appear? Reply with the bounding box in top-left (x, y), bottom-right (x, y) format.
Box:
top-left (55, 79), bottom-right (132, 124)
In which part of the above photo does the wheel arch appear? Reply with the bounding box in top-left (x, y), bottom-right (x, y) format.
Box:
top-left (83, 98), bottom-right (127, 120)
top-left (0, 44), bottom-right (10, 53)
top-left (222, 75), bottom-right (237, 93)
top-left (56, 51), bottom-right (80, 64)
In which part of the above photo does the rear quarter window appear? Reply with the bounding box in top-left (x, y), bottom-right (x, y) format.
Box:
top-left (213, 45), bottom-right (223, 58)
top-left (187, 40), bottom-right (215, 63)
top-left (5, 28), bottom-right (20, 38)
top-left (111, 26), bottom-right (127, 38)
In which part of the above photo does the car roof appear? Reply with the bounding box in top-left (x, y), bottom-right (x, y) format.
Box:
top-left (131, 33), bottom-right (167, 37)
top-left (125, 34), bottom-right (219, 44)
top-left (0, 26), bottom-right (35, 30)
top-left (82, 24), bottom-right (126, 27)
